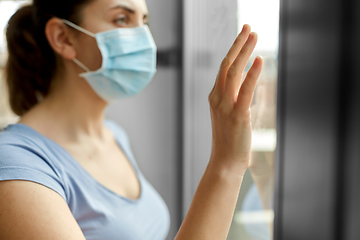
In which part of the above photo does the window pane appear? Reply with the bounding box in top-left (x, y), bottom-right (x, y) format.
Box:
top-left (227, 0), bottom-right (279, 239)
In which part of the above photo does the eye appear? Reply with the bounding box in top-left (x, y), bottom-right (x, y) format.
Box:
top-left (114, 14), bottom-right (129, 27)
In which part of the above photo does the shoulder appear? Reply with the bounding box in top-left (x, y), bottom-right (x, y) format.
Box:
top-left (104, 119), bottom-right (138, 166)
top-left (0, 123), bottom-right (45, 149)
top-left (0, 124), bottom-right (67, 201)
top-left (104, 119), bottom-right (130, 144)
top-left (104, 119), bottom-right (126, 134)
top-left (0, 124), bottom-right (51, 163)
top-left (0, 124), bottom-right (45, 162)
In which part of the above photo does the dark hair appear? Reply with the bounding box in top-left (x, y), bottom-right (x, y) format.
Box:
top-left (5, 0), bottom-right (94, 116)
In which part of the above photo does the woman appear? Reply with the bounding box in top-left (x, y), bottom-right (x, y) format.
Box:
top-left (0, 0), bottom-right (263, 239)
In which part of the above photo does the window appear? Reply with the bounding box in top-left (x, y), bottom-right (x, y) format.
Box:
top-left (227, 0), bottom-right (280, 239)
top-left (182, 1), bottom-right (280, 239)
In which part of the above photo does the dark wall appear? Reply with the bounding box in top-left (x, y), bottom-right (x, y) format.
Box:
top-left (275, 0), bottom-right (360, 239)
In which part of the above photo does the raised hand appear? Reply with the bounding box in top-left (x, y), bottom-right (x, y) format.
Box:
top-left (208, 24), bottom-right (263, 172)
top-left (175, 24), bottom-right (264, 240)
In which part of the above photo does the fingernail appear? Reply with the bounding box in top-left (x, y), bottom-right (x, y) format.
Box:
top-left (255, 56), bottom-right (263, 64)
top-left (242, 24), bottom-right (246, 32)
top-left (248, 33), bottom-right (254, 40)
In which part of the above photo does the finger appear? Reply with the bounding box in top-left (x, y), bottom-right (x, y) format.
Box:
top-left (212, 24), bottom-right (252, 97)
top-left (236, 56), bottom-right (263, 112)
top-left (223, 32), bottom-right (258, 103)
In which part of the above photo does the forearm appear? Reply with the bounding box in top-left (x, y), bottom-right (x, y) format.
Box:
top-left (175, 158), bottom-right (247, 240)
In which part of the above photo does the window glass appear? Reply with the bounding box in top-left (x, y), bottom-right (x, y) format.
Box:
top-left (227, 0), bottom-right (279, 239)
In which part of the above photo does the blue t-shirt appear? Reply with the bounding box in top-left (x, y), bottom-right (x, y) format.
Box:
top-left (0, 121), bottom-right (170, 240)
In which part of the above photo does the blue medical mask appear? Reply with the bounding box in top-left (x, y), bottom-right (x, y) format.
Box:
top-left (62, 19), bottom-right (157, 102)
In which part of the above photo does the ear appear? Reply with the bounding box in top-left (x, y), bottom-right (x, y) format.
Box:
top-left (45, 18), bottom-right (77, 60)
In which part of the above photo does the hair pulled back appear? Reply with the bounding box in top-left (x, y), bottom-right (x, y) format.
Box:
top-left (5, 0), bottom-right (94, 116)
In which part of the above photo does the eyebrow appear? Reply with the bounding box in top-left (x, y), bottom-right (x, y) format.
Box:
top-left (109, 4), bottom-right (149, 19)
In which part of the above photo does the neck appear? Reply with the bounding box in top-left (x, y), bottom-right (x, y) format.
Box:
top-left (20, 71), bottom-right (109, 142)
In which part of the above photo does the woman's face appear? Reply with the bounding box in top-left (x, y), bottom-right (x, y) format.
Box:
top-left (73, 0), bottom-right (149, 71)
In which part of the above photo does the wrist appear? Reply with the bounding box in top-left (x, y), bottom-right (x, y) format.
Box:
top-left (208, 154), bottom-right (249, 179)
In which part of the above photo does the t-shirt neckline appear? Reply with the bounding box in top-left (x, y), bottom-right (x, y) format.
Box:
top-left (8, 122), bottom-right (144, 203)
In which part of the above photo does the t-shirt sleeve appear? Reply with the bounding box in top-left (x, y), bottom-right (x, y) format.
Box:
top-left (0, 144), bottom-right (67, 201)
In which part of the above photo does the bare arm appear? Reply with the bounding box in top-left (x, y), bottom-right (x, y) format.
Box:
top-left (175, 24), bottom-right (263, 240)
top-left (0, 180), bottom-right (86, 240)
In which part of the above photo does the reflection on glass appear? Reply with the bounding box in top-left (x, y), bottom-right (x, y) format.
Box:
top-left (227, 0), bottom-right (279, 239)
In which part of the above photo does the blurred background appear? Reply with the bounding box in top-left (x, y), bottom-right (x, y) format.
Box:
top-left (1, 0), bottom-right (360, 240)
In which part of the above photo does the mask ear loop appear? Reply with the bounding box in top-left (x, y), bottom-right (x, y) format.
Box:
top-left (61, 19), bottom-right (96, 38)
top-left (73, 58), bottom-right (91, 72)
top-left (62, 19), bottom-right (95, 73)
